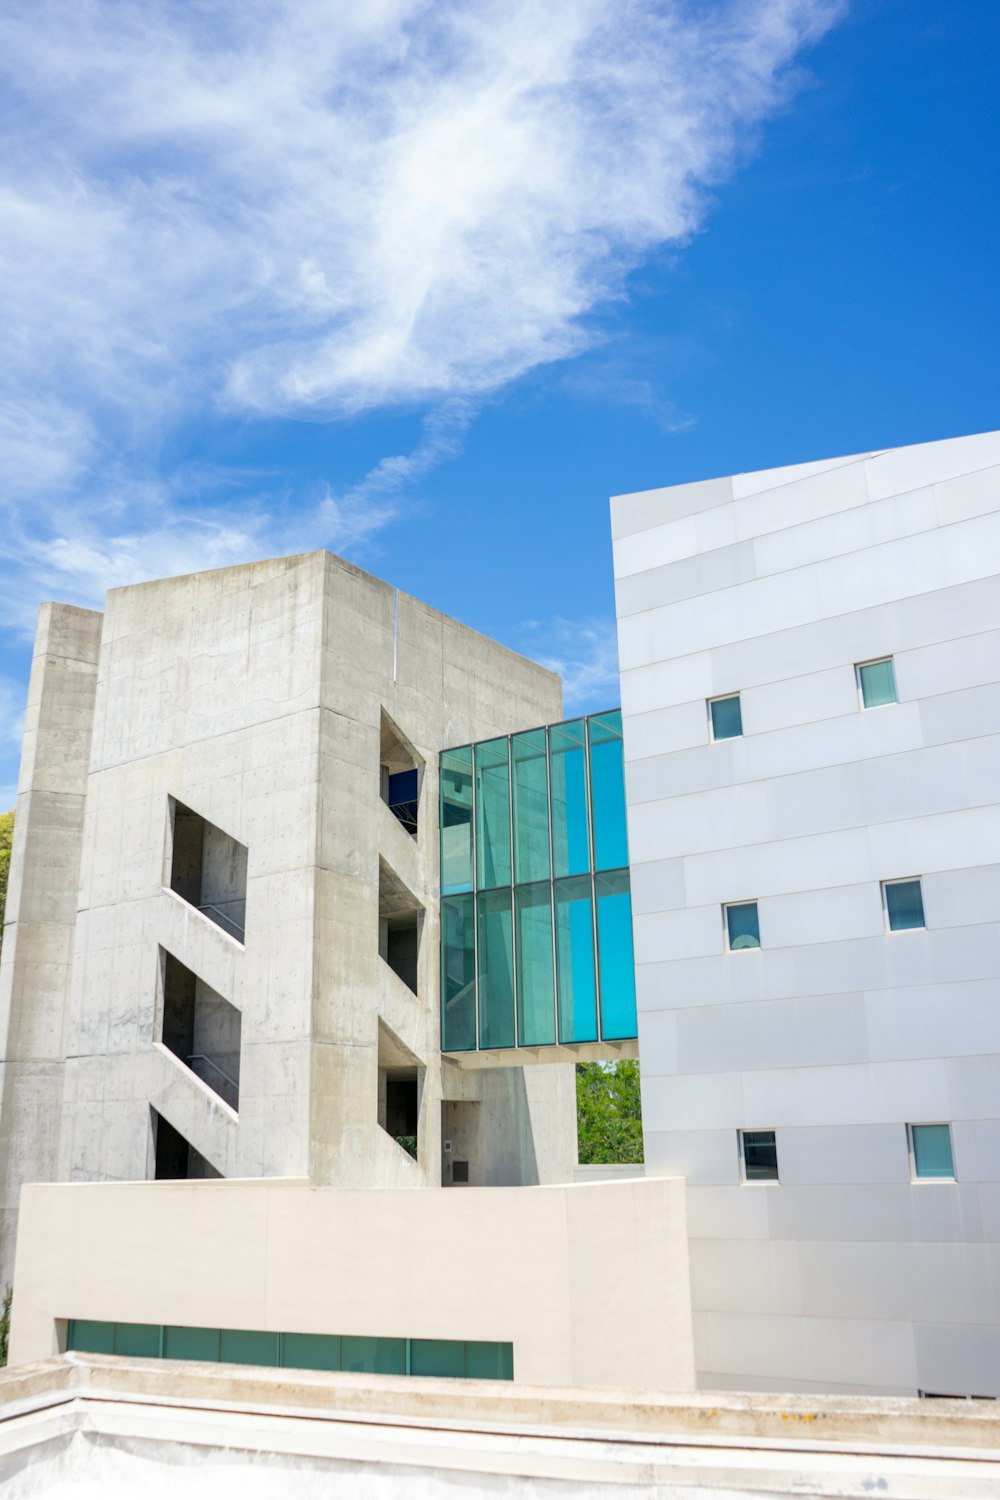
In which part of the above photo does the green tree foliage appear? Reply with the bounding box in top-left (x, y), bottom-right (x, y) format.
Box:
top-left (0, 1285), bottom-right (10, 1367)
top-left (0, 810), bottom-right (13, 960)
top-left (576, 1059), bottom-right (644, 1165)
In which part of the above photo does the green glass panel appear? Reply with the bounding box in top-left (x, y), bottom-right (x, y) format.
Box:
top-left (886, 880), bottom-right (925, 931)
top-left (341, 1335), bottom-right (406, 1374)
top-left (68, 1319), bottom-right (114, 1354)
top-left (859, 658), bottom-right (897, 708)
top-left (554, 875), bottom-right (598, 1043)
top-left (409, 1338), bottom-right (466, 1378)
top-left (726, 902), bottom-right (760, 950)
top-left (743, 1130), bottom-right (778, 1181)
top-left (441, 894), bottom-right (477, 1052)
top-left (549, 720), bottom-right (590, 878)
top-left (281, 1332), bottom-right (342, 1371)
top-left (515, 883), bottom-right (556, 1046)
top-left (440, 747), bottom-right (474, 894)
top-left (588, 711), bottom-right (628, 872)
top-left (220, 1329), bottom-right (279, 1366)
top-left (477, 889), bottom-right (515, 1049)
top-left (163, 1325), bottom-right (219, 1362)
top-left (912, 1124), bottom-right (954, 1179)
top-left (596, 870), bottom-right (637, 1040)
top-left (475, 738), bottom-right (511, 889)
top-left (512, 729), bottom-right (550, 885)
top-left (710, 695), bottom-right (743, 740)
top-left (115, 1322), bottom-right (162, 1358)
top-left (465, 1341), bottom-right (514, 1381)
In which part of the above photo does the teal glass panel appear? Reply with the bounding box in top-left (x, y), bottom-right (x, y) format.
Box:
top-left (515, 883), bottom-right (556, 1046)
top-left (282, 1332), bottom-right (342, 1371)
top-left (549, 720), bottom-right (590, 878)
top-left (512, 728), bottom-right (550, 885)
top-left (477, 889), bottom-right (515, 1049)
top-left (163, 1325), bottom-right (219, 1362)
top-left (475, 738), bottom-right (511, 889)
top-left (710, 695), bottom-right (743, 740)
top-left (220, 1329), bottom-right (279, 1366)
top-left (726, 901), bottom-right (760, 950)
top-left (68, 1319), bottom-right (114, 1354)
top-left (440, 747), bottom-right (474, 893)
top-left (859, 658), bottom-right (897, 708)
top-left (441, 894), bottom-right (476, 1052)
top-left (742, 1130), bottom-right (778, 1181)
top-left (465, 1341), bottom-right (514, 1381)
top-left (342, 1335), bottom-right (406, 1374)
top-left (886, 880), bottom-right (925, 931)
top-left (554, 875), bottom-right (598, 1043)
top-left (595, 870), bottom-right (637, 1040)
top-left (588, 711), bottom-right (628, 871)
top-left (409, 1338), bottom-right (466, 1378)
top-left (912, 1124), bottom-right (954, 1179)
top-left (115, 1322), bottom-right (162, 1358)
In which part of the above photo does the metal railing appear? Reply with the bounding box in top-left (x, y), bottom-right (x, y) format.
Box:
top-left (186, 1053), bottom-right (239, 1111)
top-left (197, 902), bottom-right (245, 944)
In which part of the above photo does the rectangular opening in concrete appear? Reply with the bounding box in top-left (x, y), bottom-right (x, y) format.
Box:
top-left (159, 948), bottom-right (241, 1110)
top-left (377, 1019), bottom-right (423, 1163)
top-left (151, 1108), bottom-right (222, 1180)
top-left (380, 710), bottom-right (423, 839)
top-left (378, 859), bottom-right (422, 996)
top-left (168, 798), bottom-right (248, 943)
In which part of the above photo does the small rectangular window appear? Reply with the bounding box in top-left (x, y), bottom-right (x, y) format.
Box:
top-left (857, 657), bottom-right (897, 709)
top-left (884, 878), bottom-right (925, 932)
top-left (741, 1129), bottom-right (778, 1182)
top-left (725, 900), bottom-right (760, 951)
top-left (709, 694), bottom-right (743, 741)
top-left (910, 1123), bottom-right (955, 1181)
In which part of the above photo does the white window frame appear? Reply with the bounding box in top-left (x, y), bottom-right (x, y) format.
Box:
top-left (738, 1128), bottom-right (779, 1186)
top-left (855, 655), bottom-right (898, 711)
top-left (723, 900), bottom-right (761, 953)
top-left (907, 1122), bottom-right (956, 1184)
top-left (881, 876), bottom-right (925, 934)
top-left (707, 692), bottom-right (742, 743)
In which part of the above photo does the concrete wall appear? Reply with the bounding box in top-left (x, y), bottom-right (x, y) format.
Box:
top-left (612, 430), bottom-right (1000, 1397)
top-left (9, 1176), bottom-right (695, 1391)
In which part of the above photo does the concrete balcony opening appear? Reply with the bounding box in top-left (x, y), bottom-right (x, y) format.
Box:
top-left (380, 709), bottom-right (423, 839)
top-left (378, 858), bottom-right (422, 997)
top-left (158, 948), bottom-right (241, 1111)
top-left (168, 798), bottom-right (248, 943)
top-left (151, 1108), bottom-right (222, 1180)
top-left (377, 1020), bottom-right (423, 1162)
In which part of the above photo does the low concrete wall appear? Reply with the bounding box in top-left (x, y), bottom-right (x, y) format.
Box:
top-left (9, 1176), bottom-right (694, 1390)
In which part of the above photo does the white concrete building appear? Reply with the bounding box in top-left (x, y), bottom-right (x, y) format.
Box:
top-left (613, 429), bottom-right (1000, 1398)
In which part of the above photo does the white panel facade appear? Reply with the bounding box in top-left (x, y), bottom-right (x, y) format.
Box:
top-left (613, 430), bottom-right (1000, 1396)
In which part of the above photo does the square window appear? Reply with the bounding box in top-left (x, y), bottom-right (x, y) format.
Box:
top-left (857, 657), bottom-right (897, 709)
top-left (741, 1129), bottom-right (778, 1182)
top-left (709, 694), bottom-right (743, 741)
top-left (884, 879), bottom-right (925, 932)
top-left (910, 1123), bottom-right (955, 1180)
top-left (725, 901), bottom-right (760, 951)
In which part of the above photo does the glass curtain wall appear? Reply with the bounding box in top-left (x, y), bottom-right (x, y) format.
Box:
top-left (440, 709), bottom-right (637, 1052)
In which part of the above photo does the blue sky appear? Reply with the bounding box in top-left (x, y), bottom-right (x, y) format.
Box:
top-left (0, 0), bottom-right (997, 805)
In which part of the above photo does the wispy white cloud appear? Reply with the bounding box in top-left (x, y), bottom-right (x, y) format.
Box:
top-left (525, 615), bottom-right (623, 715)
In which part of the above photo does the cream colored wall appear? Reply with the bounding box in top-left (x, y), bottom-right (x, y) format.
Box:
top-left (9, 1176), bottom-right (695, 1391)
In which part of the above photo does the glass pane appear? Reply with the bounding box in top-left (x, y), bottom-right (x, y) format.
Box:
top-left (588, 711), bottom-right (629, 871)
top-left (859, 658), bottom-right (897, 708)
top-left (441, 894), bottom-right (476, 1052)
top-left (913, 1124), bottom-right (954, 1179)
top-left (440, 747), bottom-right (473, 894)
top-left (220, 1329), bottom-right (279, 1366)
top-left (549, 720), bottom-right (590, 878)
top-left (475, 737), bottom-right (511, 889)
top-left (341, 1335), bottom-right (405, 1374)
top-left (743, 1130), bottom-right (778, 1181)
top-left (465, 1341), bottom-right (514, 1381)
top-left (68, 1319), bottom-right (114, 1354)
top-left (596, 870), bottom-right (637, 1040)
top-left (477, 889), bottom-right (515, 1049)
top-left (515, 884), bottom-right (556, 1046)
top-left (115, 1322), bottom-right (162, 1358)
top-left (554, 875), bottom-right (598, 1043)
top-left (726, 902), bottom-right (760, 950)
top-left (710, 695), bottom-right (743, 740)
top-left (162, 1325), bottom-right (219, 1361)
top-left (409, 1338), bottom-right (466, 1378)
top-left (512, 729), bottom-right (550, 884)
top-left (886, 880), bottom-right (925, 931)
top-left (282, 1332), bottom-right (342, 1371)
